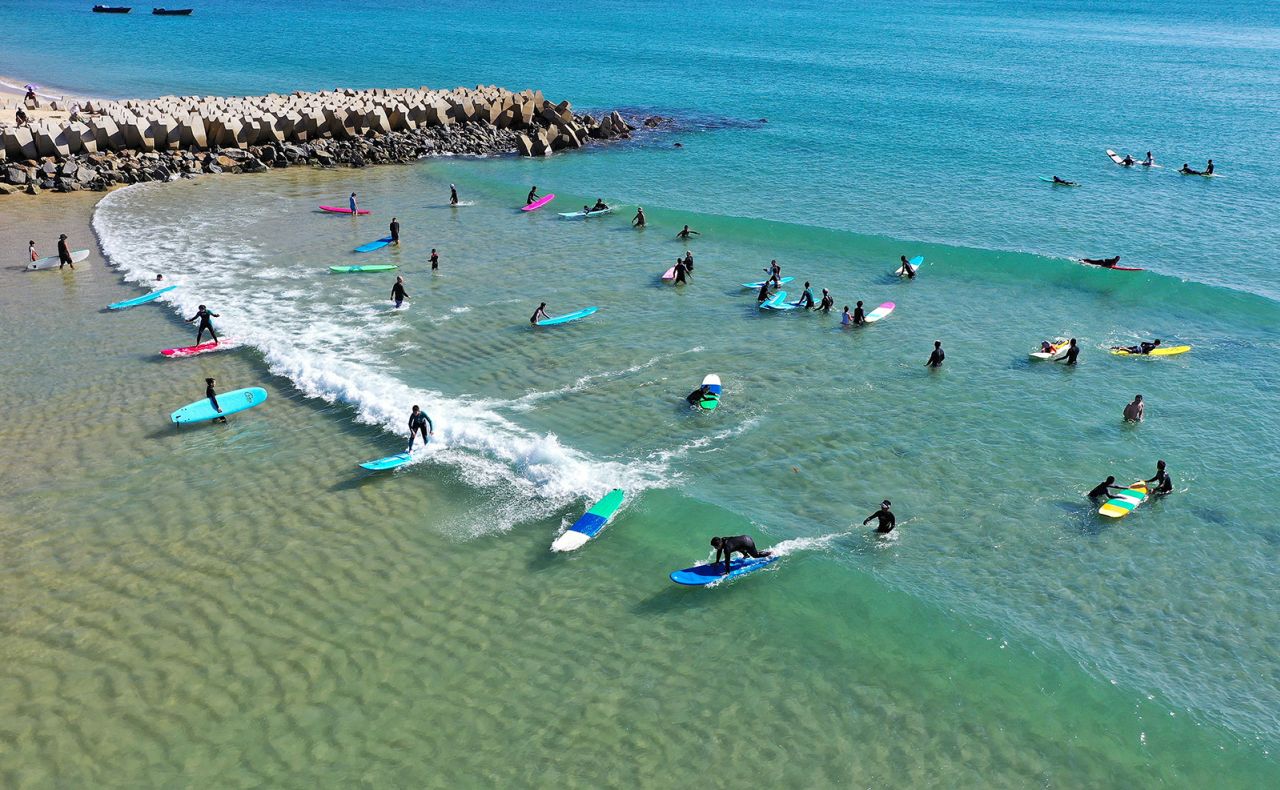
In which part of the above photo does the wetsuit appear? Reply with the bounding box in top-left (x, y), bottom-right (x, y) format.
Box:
top-left (57, 238), bottom-right (73, 269)
top-left (852, 305), bottom-right (865, 325)
top-left (633, 211), bottom-right (646, 228)
top-left (1061, 344), bottom-right (1079, 365)
top-left (683, 253), bottom-right (693, 272)
top-left (797, 288), bottom-right (814, 309)
top-left (818, 294), bottom-right (834, 314)
top-left (206, 382), bottom-right (222, 414)
top-left (430, 251), bottom-right (439, 271)
top-left (927, 347), bottom-right (945, 367)
top-left (531, 307), bottom-right (549, 325)
top-left (863, 509), bottom-right (896, 533)
top-left (526, 188), bottom-right (538, 205)
top-left (713, 535), bottom-right (770, 574)
top-left (450, 186), bottom-right (459, 205)
top-left (1147, 468), bottom-right (1173, 495)
top-left (389, 220), bottom-right (400, 243)
top-left (674, 262), bottom-right (689, 284)
top-left (757, 282), bottom-right (771, 303)
top-left (408, 410), bottom-right (433, 450)
top-left (1136, 341), bottom-right (1158, 355)
top-left (1205, 161), bottom-right (1214, 175)
top-left (188, 308), bottom-right (219, 344)
top-left (349, 196), bottom-right (358, 213)
top-left (391, 281), bottom-right (408, 308)
top-left (592, 202), bottom-right (609, 212)
top-left (1088, 481), bottom-right (1118, 499)
top-left (686, 386), bottom-right (709, 406)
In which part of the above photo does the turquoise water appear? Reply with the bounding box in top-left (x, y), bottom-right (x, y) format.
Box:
top-left (4, 1), bottom-right (1280, 785)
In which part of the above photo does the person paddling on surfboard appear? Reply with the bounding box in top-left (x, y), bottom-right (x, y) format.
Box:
top-left (1088, 476), bottom-right (1122, 500)
top-left (591, 198), bottom-right (609, 212)
top-left (1058, 338), bottom-right (1080, 365)
top-left (925, 340), bottom-right (945, 368)
top-left (675, 224), bottom-right (700, 240)
top-left (632, 207), bottom-right (646, 228)
top-left (450, 184), bottom-right (459, 206)
top-left (1179, 163), bottom-right (1202, 175)
top-left (391, 276), bottom-right (409, 309)
top-left (1124, 394), bottom-right (1145, 422)
top-left (710, 535), bottom-right (771, 575)
top-left (1081, 256), bottom-right (1121, 268)
top-left (1146, 460), bottom-right (1173, 495)
top-left (205, 377), bottom-right (227, 423)
top-left (530, 302), bottom-right (550, 325)
top-left (186, 304), bottom-right (220, 345)
top-left (526, 186), bottom-right (539, 205)
top-left (862, 501), bottom-right (896, 534)
top-left (1113, 339), bottom-right (1161, 355)
top-left (898, 255), bottom-right (916, 279)
top-left (349, 192), bottom-right (359, 214)
top-left (407, 405), bottom-right (433, 450)
top-left (685, 384), bottom-right (712, 406)
top-left (1052, 176), bottom-right (1077, 186)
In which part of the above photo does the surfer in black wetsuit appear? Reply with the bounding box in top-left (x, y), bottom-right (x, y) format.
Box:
top-left (407, 405), bottom-right (433, 450)
top-left (391, 276), bottom-right (409, 308)
top-left (852, 300), bottom-right (866, 325)
top-left (531, 302), bottom-right (550, 325)
top-left (1088, 477), bottom-right (1121, 500)
top-left (674, 258), bottom-right (689, 284)
top-left (710, 535), bottom-right (771, 574)
top-left (57, 234), bottom-right (74, 269)
top-left (686, 384), bottom-right (712, 406)
top-left (526, 186), bottom-right (539, 205)
top-left (1205, 159), bottom-right (1215, 175)
top-left (1141, 152), bottom-right (1154, 166)
top-left (925, 340), bottom-right (945, 368)
top-left (450, 184), bottom-right (459, 205)
top-left (757, 281), bottom-right (771, 303)
top-left (633, 207), bottom-right (646, 228)
top-left (205, 377), bottom-right (227, 423)
top-left (186, 304), bottom-right (220, 345)
top-left (676, 224), bottom-right (700, 240)
top-left (1146, 460), bottom-right (1173, 495)
top-left (1121, 154), bottom-right (1135, 167)
top-left (430, 248), bottom-right (439, 271)
top-left (1113, 339), bottom-right (1160, 355)
top-left (862, 501), bottom-right (896, 533)
top-left (1052, 176), bottom-right (1078, 185)
top-left (1081, 256), bottom-right (1121, 268)
top-left (1058, 338), bottom-right (1080, 365)
top-left (898, 255), bottom-right (916, 279)
top-left (796, 282), bottom-right (815, 309)
top-left (591, 198), bottom-right (609, 212)
top-left (1179, 163), bottom-right (1202, 175)
top-left (389, 217), bottom-right (400, 245)
top-left (683, 251), bottom-right (693, 272)
top-left (817, 288), bottom-right (834, 314)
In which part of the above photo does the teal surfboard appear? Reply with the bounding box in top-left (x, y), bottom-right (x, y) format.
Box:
top-left (330, 264), bottom-right (398, 273)
top-left (536, 307), bottom-right (598, 326)
top-left (742, 276), bottom-right (794, 289)
top-left (171, 387), bottom-right (267, 425)
top-left (670, 555), bottom-right (778, 586)
top-left (354, 237), bottom-right (394, 253)
top-left (359, 452), bottom-right (414, 471)
top-left (760, 291), bottom-right (796, 310)
top-left (108, 285), bottom-right (177, 310)
top-left (551, 488), bottom-right (626, 551)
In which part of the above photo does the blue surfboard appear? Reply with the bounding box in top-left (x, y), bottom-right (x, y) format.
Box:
top-left (551, 488), bottom-right (625, 551)
top-left (742, 276), bottom-right (794, 289)
top-left (108, 285), bottom-right (177, 310)
top-left (359, 452), bottom-right (414, 471)
top-left (760, 291), bottom-right (796, 310)
top-left (171, 387), bottom-right (267, 425)
top-left (536, 307), bottom-right (599, 326)
top-left (354, 236), bottom-right (394, 253)
top-left (669, 555), bottom-right (778, 586)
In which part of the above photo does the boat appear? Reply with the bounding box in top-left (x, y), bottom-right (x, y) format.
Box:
top-left (92, 5), bottom-right (132, 12)
top-left (152, 7), bottom-right (193, 14)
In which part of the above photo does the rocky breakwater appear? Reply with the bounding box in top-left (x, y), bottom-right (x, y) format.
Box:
top-left (0, 85), bottom-right (634, 195)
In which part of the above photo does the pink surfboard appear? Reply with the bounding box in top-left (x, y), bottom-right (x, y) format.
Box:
top-left (522, 193), bottom-right (556, 212)
top-left (661, 266), bottom-right (677, 281)
top-left (160, 340), bottom-right (234, 358)
top-left (863, 302), bottom-right (896, 323)
top-left (319, 205), bottom-right (371, 215)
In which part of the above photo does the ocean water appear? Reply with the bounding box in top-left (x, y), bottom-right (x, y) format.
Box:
top-left (3, 1), bottom-right (1280, 786)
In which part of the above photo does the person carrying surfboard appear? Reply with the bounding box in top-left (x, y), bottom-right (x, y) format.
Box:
top-left (675, 224), bottom-right (700, 240)
top-left (674, 258), bottom-right (690, 284)
top-left (526, 186), bottom-right (539, 205)
top-left (817, 289), bottom-right (834, 314)
top-left (862, 501), bottom-right (896, 534)
top-left (391, 276), bottom-right (409, 309)
top-left (1088, 477), bottom-right (1122, 500)
top-left (1123, 395), bottom-right (1145, 422)
top-left (925, 341), bottom-right (945, 368)
top-left (205, 377), bottom-right (227, 423)
top-left (1146, 460), bottom-right (1173, 495)
top-left (407, 405), bottom-right (433, 450)
top-left (898, 255), bottom-right (916, 279)
top-left (710, 535), bottom-right (771, 575)
top-left (632, 207), bottom-right (646, 228)
top-left (57, 234), bottom-right (75, 270)
top-left (1058, 338), bottom-right (1080, 365)
top-left (186, 304), bottom-right (220, 345)
top-left (530, 302), bottom-right (550, 325)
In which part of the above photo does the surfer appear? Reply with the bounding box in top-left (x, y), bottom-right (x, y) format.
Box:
top-left (1081, 256), bottom-right (1121, 268)
top-left (710, 535), bottom-right (771, 575)
top-left (1146, 460), bottom-right (1173, 495)
top-left (591, 198), bottom-right (609, 212)
top-left (841, 306), bottom-right (853, 326)
top-left (1088, 476), bottom-right (1122, 500)
top-left (348, 192), bottom-right (359, 214)
top-left (1121, 153), bottom-right (1134, 166)
top-left (580, 205), bottom-right (592, 216)
top-left (817, 288), bottom-right (834, 314)
top-left (57, 234), bottom-right (74, 270)
top-left (898, 255), bottom-right (916, 279)
top-left (389, 217), bottom-right (400, 245)
top-left (1040, 340), bottom-right (1056, 354)
top-left (685, 384), bottom-right (712, 406)
top-left (632, 207), bottom-right (646, 228)
top-left (1179, 163), bottom-right (1202, 175)
top-left (1205, 159), bottom-right (1215, 175)
top-left (205, 377), bottom-right (226, 423)
top-left (674, 258), bottom-right (690, 284)
top-left (756, 281), bottom-right (771, 303)
top-left (1058, 338), bottom-right (1080, 365)
top-left (796, 282), bottom-right (815, 309)
top-left (766, 260), bottom-right (782, 287)
top-left (1113, 339), bottom-right (1161, 355)
top-left (430, 248), bottom-right (439, 272)
top-left (675, 224), bottom-right (700, 240)
top-left (1141, 151), bottom-right (1155, 166)
top-left (526, 186), bottom-right (539, 205)
top-left (925, 340), bottom-right (945, 368)
top-left (1052, 176), bottom-right (1077, 185)
top-left (407, 405), bottom-right (434, 450)
top-left (862, 501), bottom-right (896, 533)
top-left (1123, 394), bottom-right (1145, 422)
top-left (530, 302), bottom-right (550, 325)
top-left (186, 304), bottom-right (220, 345)
top-left (852, 301), bottom-right (866, 325)
top-left (683, 251), bottom-right (694, 272)
top-left (450, 184), bottom-right (459, 206)
top-left (391, 276), bottom-right (409, 309)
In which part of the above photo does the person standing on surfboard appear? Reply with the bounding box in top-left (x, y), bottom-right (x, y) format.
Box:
top-left (389, 217), bottom-right (400, 245)
top-left (205, 377), bottom-right (227, 423)
top-left (817, 288), bottom-right (834, 314)
top-left (1058, 338), bottom-right (1080, 365)
top-left (57, 234), bottom-right (74, 270)
top-left (348, 192), bottom-right (359, 214)
top-left (862, 501), bottom-right (896, 534)
top-left (632, 207), bottom-right (646, 228)
top-left (710, 535), bottom-right (771, 575)
top-left (526, 186), bottom-right (539, 205)
top-left (1146, 460), bottom-right (1173, 495)
top-left (1088, 477), bottom-right (1122, 500)
top-left (450, 184), bottom-right (459, 206)
top-left (675, 224), bottom-right (700, 240)
top-left (391, 276), bottom-right (409, 309)
top-left (186, 304), bottom-right (220, 345)
top-left (898, 255), bottom-right (916, 279)
top-left (925, 341), bottom-right (945, 368)
top-left (530, 302), bottom-right (550, 325)
top-left (1124, 395), bottom-right (1145, 422)
top-left (407, 405), bottom-right (433, 450)
top-left (766, 260), bottom-right (782, 287)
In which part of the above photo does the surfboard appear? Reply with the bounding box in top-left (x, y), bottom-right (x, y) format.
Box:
top-left (320, 205), bottom-right (370, 215)
top-left (108, 285), bottom-right (177, 310)
top-left (699, 373), bottom-right (722, 410)
top-left (171, 386), bottom-right (267, 424)
top-left (894, 255), bottom-right (923, 276)
top-left (558, 207), bottom-right (614, 219)
top-left (1079, 259), bottom-right (1144, 272)
top-left (1180, 171), bottom-right (1222, 178)
top-left (522, 193), bottom-right (556, 211)
top-left (1106, 149), bottom-right (1131, 166)
top-left (742, 276), bottom-right (794, 289)
top-left (27, 249), bottom-right (90, 270)
top-left (551, 488), bottom-right (626, 552)
top-left (1030, 338), bottom-right (1070, 360)
top-left (1039, 176), bottom-right (1080, 186)
top-left (669, 555), bottom-right (778, 586)
top-left (354, 237), bottom-right (394, 253)
top-left (1099, 481), bottom-right (1148, 518)
top-left (330, 264), bottom-right (398, 273)
top-left (662, 266), bottom-right (677, 281)
top-left (761, 291), bottom-right (796, 310)
top-left (863, 301), bottom-right (896, 323)
top-left (359, 452), bottom-right (414, 471)
top-left (160, 340), bottom-right (234, 358)
top-left (536, 307), bottom-right (598, 326)
top-left (1110, 345), bottom-right (1191, 357)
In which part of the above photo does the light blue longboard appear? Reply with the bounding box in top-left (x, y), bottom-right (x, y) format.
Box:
top-left (354, 236), bottom-right (394, 253)
top-left (742, 276), bottom-right (794, 289)
top-left (171, 387), bottom-right (267, 424)
top-left (557, 208), bottom-right (614, 219)
top-left (670, 555), bottom-right (779, 586)
top-left (760, 291), bottom-right (796, 310)
top-left (359, 452), bottom-right (415, 471)
top-left (551, 488), bottom-right (625, 551)
top-left (895, 255), bottom-right (924, 276)
top-left (536, 307), bottom-right (598, 326)
top-left (108, 285), bottom-right (177, 310)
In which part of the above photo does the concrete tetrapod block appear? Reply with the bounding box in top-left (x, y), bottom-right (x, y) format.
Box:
top-left (181, 113), bottom-right (208, 148)
top-left (3, 126), bottom-right (39, 160)
top-left (88, 117), bottom-right (123, 151)
top-left (122, 119), bottom-right (148, 150)
top-left (69, 122), bottom-right (98, 154)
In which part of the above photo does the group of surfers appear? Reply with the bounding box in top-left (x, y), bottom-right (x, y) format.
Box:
top-left (710, 500), bottom-right (898, 575)
top-left (1112, 151), bottom-right (1215, 176)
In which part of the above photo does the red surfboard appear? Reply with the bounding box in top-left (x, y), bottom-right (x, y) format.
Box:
top-left (160, 340), bottom-right (234, 358)
top-left (319, 205), bottom-right (370, 215)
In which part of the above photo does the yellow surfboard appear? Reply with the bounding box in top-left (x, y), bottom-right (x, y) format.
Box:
top-left (1099, 481), bottom-right (1149, 518)
top-left (1111, 345), bottom-right (1191, 357)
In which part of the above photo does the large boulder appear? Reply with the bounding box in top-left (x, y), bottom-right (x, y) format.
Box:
top-left (6, 165), bottom-right (28, 185)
